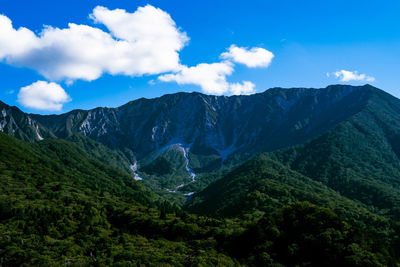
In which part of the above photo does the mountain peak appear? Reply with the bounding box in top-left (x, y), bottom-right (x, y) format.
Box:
top-left (1, 83), bottom-right (392, 161)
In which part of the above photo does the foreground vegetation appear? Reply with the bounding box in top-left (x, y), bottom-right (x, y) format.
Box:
top-left (1, 132), bottom-right (399, 266)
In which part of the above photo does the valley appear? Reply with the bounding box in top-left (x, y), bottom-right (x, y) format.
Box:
top-left (1, 84), bottom-right (400, 266)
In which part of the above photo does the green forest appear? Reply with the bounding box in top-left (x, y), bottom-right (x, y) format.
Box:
top-left (2, 85), bottom-right (400, 266)
top-left (1, 131), bottom-right (399, 266)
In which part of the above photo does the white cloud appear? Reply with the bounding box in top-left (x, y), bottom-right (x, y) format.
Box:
top-left (159, 62), bottom-right (234, 95)
top-left (17, 81), bottom-right (70, 111)
top-left (230, 81), bottom-right (255, 95)
top-left (333, 70), bottom-right (375, 82)
top-left (0, 5), bottom-right (188, 82)
top-left (0, 6), bottom-right (271, 98)
top-left (0, 16), bottom-right (40, 59)
top-left (158, 44), bottom-right (274, 95)
top-left (159, 62), bottom-right (257, 95)
top-left (221, 45), bottom-right (274, 68)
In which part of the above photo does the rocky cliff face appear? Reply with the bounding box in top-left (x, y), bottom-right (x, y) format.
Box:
top-left (0, 101), bottom-right (47, 142)
top-left (0, 85), bottom-right (375, 169)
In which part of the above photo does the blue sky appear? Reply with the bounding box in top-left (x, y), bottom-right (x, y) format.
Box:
top-left (0, 0), bottom-right (399, 114)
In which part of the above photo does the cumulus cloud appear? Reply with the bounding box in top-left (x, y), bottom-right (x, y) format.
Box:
top-left (159, 62), bottom-right (234, 95)
top-left (230, 81), bottom-right (255, 95)
top-left (0, 5), bottom-right (271, 98)
top-left (158, 44), bottom-right (275, 95)
top-left (221, 45), bottom-right (274, 68)
top-left (0, 16), bottom-right (40, 59)
top-left (333, 70), bottom-right (375, 82)
top-left (0, 5), bottom-right (188, 82)
top-left (159, 62), bottom-right (258, 95)
top-left (17, 81), bottom-right (70, 111)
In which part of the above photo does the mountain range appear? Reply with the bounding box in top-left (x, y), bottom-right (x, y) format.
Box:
top-left (0, 85), bottom-right (380, 187)
top-left (1, 84), bottom-right (400, 266)
top-left (0, 84), bottom-right (372, 156)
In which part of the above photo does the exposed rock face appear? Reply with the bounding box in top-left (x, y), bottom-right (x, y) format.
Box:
top-left (0, 85), bottom-right (375, 168)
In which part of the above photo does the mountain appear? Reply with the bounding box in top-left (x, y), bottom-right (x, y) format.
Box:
top-left (185, 85), bottom-right (400, 262)
top-left (2, 84), bottom-right (400, 265)
top-left (0, 85), bottom-right (378, 192)
top-left (266, 86), bottom-right (400, 218)
top-left (187, 84), bottom-right (400, 213)
top-left (2, 84), bottom-right (400, 200)
top-left (1, 85), bottom-right (371, 155)
top-left (0, 100), bottom-right (48, 142)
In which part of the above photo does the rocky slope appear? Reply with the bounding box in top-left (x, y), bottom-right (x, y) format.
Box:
top-left (0, 84), bottom-right (383, 193)
top-left (1, 85), bottom-right (372, 158)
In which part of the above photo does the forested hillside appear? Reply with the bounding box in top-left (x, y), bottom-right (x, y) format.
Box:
top-left (0, 85), bottom-right (377, 192)
top-left (2, 85), bottom-right (400, 265)
top-left (1, 131), bottom-right (397, 266)
top-left (0, 132), bottom-right (239, 265)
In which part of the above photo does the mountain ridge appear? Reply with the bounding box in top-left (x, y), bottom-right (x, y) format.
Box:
top-left (0, 84), bottom-right (377, 148)
top-left (187, 83), bottom-right (400, 222)
top-left (0, 84), bottom-right (392, 193)
top-left (2, 84), bottom-right (400, 265)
